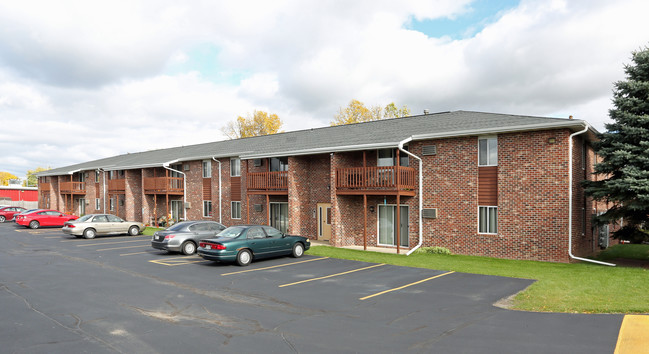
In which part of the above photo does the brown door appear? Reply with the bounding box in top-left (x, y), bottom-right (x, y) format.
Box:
top-left (317, 203), bottom-right (332, 241)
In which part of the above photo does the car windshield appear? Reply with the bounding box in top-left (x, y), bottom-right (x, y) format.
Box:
top-left (77, 215), bottom-right (94, 222)
top-left (217, 227), bottom-right (245, 238)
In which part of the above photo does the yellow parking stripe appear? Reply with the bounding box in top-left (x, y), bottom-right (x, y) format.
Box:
top-left (279, 263), bottom-right (385, 288)
top-left (615, 315), bottom-right (649, 354)
top-left (76, 239), bottom-right (149, 247)
top-left (222, 257), bottom-right (329, 276)
top-left (360, 271), bottom-right (455, 301)
top-left (120, 251), bottom-right (150, 256)
top-left (149, 259), bottom-right (207, 266)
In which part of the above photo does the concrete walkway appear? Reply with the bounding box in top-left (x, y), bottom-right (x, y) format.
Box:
top-left (310, 240), bottom-right (409, 254)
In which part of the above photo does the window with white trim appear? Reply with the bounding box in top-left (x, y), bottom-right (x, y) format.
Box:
top-left (478, 206), bottom-right (497, 234)
top-left (231, 201), bottom-right (241, 219)
top-left (203, 160), bottom-right (211, 178)
top-left (203, 200), bottom-right (212, 217)
top-left (230, 158), bottom-right (240, 177)
top-left (95, 198), bottom-right (100, 210)
top-left (478, 137), bottom-right (498, 166)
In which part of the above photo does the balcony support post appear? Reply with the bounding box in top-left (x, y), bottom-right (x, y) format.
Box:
top-left (363, 194), bottom-right (367, 251)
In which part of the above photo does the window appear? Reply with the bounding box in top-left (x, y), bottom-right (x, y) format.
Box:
top-left (95, 198), bottom-right (100, 210)
top-left (231, 201), bottom-right (241, 219)
top-left (95, 171), bottom-right (100, 183)
top-left (478, 206), bottom-right (497, 234)
top-left (203, 160), bottom-right (211, 178)
top-left (377, 148), bottom-right (409, 167)
top-left (230, 158), bottom-right (240, 177)
top-left (247, 227), bottom-right (265, 239)
top-left (203, 200), bottom-right (212, 217)
top-left (109, 198), bottom-right (114, 211)
top-left (270, 157), bottom-right (288, 172)
top-left (478, 137), bottom-right (498, 166)
top-left (107, 214), bottom-right (123, 222)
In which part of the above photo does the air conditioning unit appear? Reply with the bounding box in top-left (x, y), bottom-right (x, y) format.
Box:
top-left (254, 159), bottom-right (262, 167)
top-left (184, 202), bottom-right (191, 209)
top-left (422, 208), bottom-right (438, 219)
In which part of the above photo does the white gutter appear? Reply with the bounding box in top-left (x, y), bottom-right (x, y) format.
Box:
top-left (568, 123), bottom-right (615, 266)
top-left (163, 159), bottom-right (187, 221)
top-left (398, 137), bottom-right (424, 256)
top-left (212, 157), bottom-right (222, 224)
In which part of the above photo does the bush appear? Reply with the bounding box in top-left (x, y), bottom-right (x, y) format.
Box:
top-left (415, 246), bottom-right (451, 255)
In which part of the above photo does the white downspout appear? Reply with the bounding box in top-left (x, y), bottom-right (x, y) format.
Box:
top-left (163, 160), bottom-right (187, 221)
top-left (97, 168), bottom-right (106, 213)
top-left (398, 137), bottom-right (423, 256)
top-left (568, 124), bottom-right (615, 266)
top-left (212, 157), bottom-right (222, 224)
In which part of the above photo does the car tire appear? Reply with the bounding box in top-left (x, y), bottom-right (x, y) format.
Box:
top-left (29, 220), bottom-right (40, 229)
top-left (128, 226), bottom-right (139, 236)
top-left (181, 241), bottom-right (196, 255)
top-left (0, 216), bottom-right (5, 223)
top-left (83, 228), bottom-right (96, 239)
top-left (236, 249), bottom-right (252, 266)
top-left (292, 243), bottom-right (305, 258)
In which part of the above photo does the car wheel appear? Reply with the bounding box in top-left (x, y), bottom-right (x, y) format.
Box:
top-left (0, 216), bottom-right (5, 223)
top-left (236, 249), bottom-right (252, 266)
top-left (292, 243), bottom-right (305, 258)
top-left (181, 241), bottom-right (196, 255)
top-left (29, 220), bottom-right (40, 229)
top-left (83, 228), bottom-right (96, 239)
top-left (128, 226), bottom-right (139, 236)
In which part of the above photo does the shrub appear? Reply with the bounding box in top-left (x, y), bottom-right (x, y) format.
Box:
top-left (415, 246), bottom-right (451, 255)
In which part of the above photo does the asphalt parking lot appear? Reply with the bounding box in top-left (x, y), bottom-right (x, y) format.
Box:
top-left (0, 223), bottom-right (626, 353)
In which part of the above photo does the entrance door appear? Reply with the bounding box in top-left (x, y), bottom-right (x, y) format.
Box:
top-left (317, 203), bottom-right (332, 241)
top-left (378, 205), bottom-right (409, 247)
top-left (269, 202), bottom-right (288, 233)
top-left (78, 198), bottom-right (85, 216)
top-left (170, 200), bottom-right (183, 222)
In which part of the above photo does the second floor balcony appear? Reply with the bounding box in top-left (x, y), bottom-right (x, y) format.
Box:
top-left (107, 179), bottom-right (126, 193)
top-left (40, 183), bottom-right (51, 192)
top-left (336, 166), bottom-right (416, 196)
top-left (143, 177), bottom-right (184, 195)
top-left (60, 181), bottom-right (86, 195)
top-left (247, 171), bottom-right (288, 195)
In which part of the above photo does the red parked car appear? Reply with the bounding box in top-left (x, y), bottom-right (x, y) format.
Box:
top-left (16, 209), bottom-right (78, 229)
top-left (0, 206), bottom-right (26, 223)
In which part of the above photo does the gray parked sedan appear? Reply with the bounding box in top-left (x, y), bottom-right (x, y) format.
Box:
top-left (151, 220), bottom-right (226, 255)
top-left (62, 214), bottom-right (146, 239)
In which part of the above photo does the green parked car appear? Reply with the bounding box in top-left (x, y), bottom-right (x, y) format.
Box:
top-left (197, 225), bottom-right (310, 266)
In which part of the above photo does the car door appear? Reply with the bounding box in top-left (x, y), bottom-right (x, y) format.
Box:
top-left (262, 226), bottom-right (286, 255)
top-left (106, 214), bottom-right (125, 234)
top-left (34, 211), bottom-right (50, 226)
top-left (91, 215), bottom-right (110, 234)
top-left (188, 223), bottom-right (214, 243)
top-left (246, 227), bottom-right (274, 257)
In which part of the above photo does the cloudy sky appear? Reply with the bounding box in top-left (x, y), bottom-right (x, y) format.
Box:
top-left (1, 0), bottom-right (647, 179)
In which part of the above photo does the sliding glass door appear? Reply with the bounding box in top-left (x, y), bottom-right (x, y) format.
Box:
top-left (378, 205), bottom-right (409, 247)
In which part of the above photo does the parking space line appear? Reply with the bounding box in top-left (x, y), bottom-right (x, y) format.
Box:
top-left (222, 257), bottom-right (329, 276)
top-left (120, 251), bottom-right (150, 256)
top-left (615, 315), bottom-right (649, 353)
top-left (359, 271), bottom-right (455, 301)
top-left (76, 239), bottom-right (149, 247)
top-left (279, 263), bottom-right (386, 288)
top-left (149, 258), bottom-right (208, 266)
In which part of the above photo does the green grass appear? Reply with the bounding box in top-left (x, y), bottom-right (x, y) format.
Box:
top-left (142, 227), bottom-right (163, 236)
top-left (596, 244), bottom-right (649, 261)
top-left (306, 245), bottom-right (649, 314)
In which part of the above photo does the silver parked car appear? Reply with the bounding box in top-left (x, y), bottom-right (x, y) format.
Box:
top-left (62, 214), bottom-right (146, 239)
top-left (151, 220), bottom-right (226, 255)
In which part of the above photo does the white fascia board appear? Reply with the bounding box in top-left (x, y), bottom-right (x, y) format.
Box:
top-left (411, 121), bottom-right (595, 141)
top-left (240, 142), bottom-right (398, 160)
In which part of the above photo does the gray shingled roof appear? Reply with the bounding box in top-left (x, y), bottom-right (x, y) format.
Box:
top-left (38, 111), bottom-right (594, 176)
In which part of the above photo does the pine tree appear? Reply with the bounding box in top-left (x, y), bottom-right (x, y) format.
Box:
top-left (584, 46), bottom-right (649, 243)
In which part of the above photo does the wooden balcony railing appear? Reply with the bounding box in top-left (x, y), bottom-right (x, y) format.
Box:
top-left (336, 166), bottom-right (416, 195)
top-left (247, 171), bottom-right (288, 193)
top-left (143, 177), bottom-right (184, 195)
top-left (40, 183), bottom-right (51, 192)
top-left (60, 181), bottom-right (86, 194)
top-left (107, 179), bottom-right (126, 193)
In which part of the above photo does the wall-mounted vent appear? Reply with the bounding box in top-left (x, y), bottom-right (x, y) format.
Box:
top-left (254, 204), bottom-right (263, 212)
top-left (184, 164), bottom-right (190, 171)
top-left (422, 145), bottom-right (437, 156)
top-left (422, 208), bottom-right (438, 219)
top-left (254, 159), bottom-right (262, 167)
top-left (184, 202), bottom-right (191, 209)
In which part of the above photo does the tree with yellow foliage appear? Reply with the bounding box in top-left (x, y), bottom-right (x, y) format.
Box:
top-left (0, 172), bottom-right (19, 186)
top-left (24, 167), bottom-right (51, 187)
top-left (330, 100), bottom-right (410, 126)
top-left (222, 110), bottom-right (283, 139)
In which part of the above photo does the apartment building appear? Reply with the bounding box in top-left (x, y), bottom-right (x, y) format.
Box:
top-left (37, 111), bottom-right (611, 262)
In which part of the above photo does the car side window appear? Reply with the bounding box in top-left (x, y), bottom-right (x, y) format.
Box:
top-left (262, 226), bottom-right (282, 238)
top-left (247, 227), bottom-right (265, 239)
top-left (107, 215), bottom-right (122, 222)
top-left (207, 223), bottom-right (222, 232)
top-left (191, 223), bottom-right (208, 232)
top-left (93, 215), bottom-right (108, 222)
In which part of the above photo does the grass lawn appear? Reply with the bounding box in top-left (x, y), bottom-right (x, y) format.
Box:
top-left (306, 244), bottom-right (649, 314)
top-left (142, 227), bottom-right (163, 236)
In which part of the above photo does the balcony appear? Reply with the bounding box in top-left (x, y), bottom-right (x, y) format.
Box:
top-left (143, 177), bottom-right (184, 195)
top-left (40, 183), bottom-right (51, 192)
top-left (336, 166), bottom-right (416, 196)
top-left (60, 181), bottom-right (86, 195)
top-left (107, 179), bottom-right (126, 193)
top-left (247, 171), bottom-right (288, 195)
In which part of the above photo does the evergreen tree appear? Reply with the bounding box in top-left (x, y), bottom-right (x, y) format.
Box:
top-left (584, 46), bottom-right (649, 243)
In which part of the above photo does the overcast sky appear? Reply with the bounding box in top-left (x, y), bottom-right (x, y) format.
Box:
top-left (1, 0), bottom-right (648, 179)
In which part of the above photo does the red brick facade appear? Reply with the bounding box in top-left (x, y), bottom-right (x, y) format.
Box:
top-left (38, 127), bottom-right (607, 263)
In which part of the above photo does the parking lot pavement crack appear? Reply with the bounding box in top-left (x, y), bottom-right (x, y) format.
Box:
top-left (281, 332), bottom-right (299, 354)
top-left (1, 283), bottom-right (125, 353)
